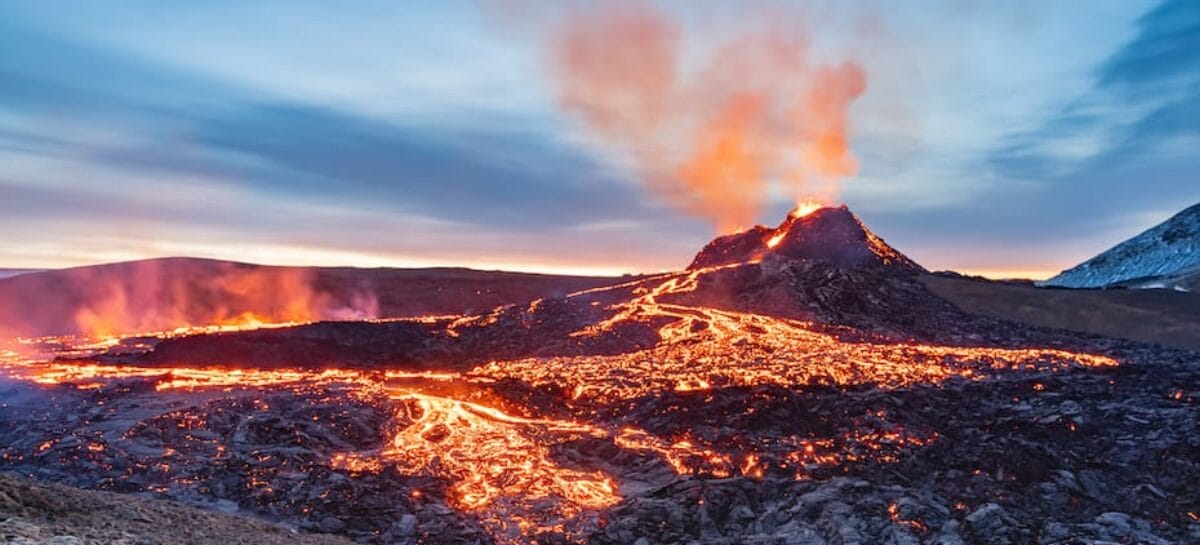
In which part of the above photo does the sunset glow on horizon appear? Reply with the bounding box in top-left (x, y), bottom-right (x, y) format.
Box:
top-left (1, 1), bottom-right (1196, 277)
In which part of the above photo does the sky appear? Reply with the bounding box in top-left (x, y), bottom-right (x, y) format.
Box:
top-left (1, 0), bottom-right (1197, 278)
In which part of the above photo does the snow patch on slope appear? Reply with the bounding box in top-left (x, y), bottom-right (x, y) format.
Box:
top-left (1043, 203), bottom-right (1200, 289)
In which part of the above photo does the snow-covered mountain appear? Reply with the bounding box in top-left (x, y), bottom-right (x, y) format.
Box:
top-left (1044, 203), bottom-right (1200, 290)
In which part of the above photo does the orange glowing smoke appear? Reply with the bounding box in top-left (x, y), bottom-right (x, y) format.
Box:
top-left (80, 267), bottom-right (380, 337)
top-left (552, 6), bottom-right (866, 232)
top-left (72, 269), bottom-right (326, 337)
top-left (0, 259), bottom-right (378, 338)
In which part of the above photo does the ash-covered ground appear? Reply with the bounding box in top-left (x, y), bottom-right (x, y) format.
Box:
top-left (1, 208), bottom-right (1198, 545)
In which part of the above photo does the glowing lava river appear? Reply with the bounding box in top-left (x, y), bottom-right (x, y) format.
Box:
top-left (3, 208), bottom-right (1197, 544)
top-left (0, 278), bottom-right (1123, 544)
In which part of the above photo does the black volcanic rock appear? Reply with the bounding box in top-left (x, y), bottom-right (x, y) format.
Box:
top-left (685, 225), bottom-right (775, 270)
top-left (687, 205), bottom-right (923, 272)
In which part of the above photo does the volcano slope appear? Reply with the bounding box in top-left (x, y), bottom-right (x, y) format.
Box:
top-left (1, 206), bottom-right (1198, 545)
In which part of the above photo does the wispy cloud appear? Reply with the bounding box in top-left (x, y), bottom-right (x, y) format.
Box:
top-left (0, 1), bottom-right (1195, 277)
top-left (866, 0), bottom-right (1199, 274)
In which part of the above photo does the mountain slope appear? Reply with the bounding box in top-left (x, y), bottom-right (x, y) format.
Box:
top-left (1044, 203), bottom-right (1200, 289)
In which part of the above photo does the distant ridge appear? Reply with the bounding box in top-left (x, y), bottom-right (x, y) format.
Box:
top-left (0, 268), bottom-right (43, 280)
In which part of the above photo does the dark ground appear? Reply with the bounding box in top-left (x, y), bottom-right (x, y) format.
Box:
top-left (923, 274), bottom-right (1200, 351)
top-left (2, 249), bottom-right (1199, 544)
top-left (0, 472), bottom-right (352, 545)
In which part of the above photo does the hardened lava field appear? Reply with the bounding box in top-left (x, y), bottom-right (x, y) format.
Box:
top-left (1, 208), bottom-right (1198, 545)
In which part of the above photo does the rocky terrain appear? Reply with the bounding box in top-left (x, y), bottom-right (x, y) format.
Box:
top-left (688, 205), bottom-right (922, 272)
top-left (2, 345), bottom-right (1196, 545)
top-left (0, 472), bottom-right (351, 545)
top-left (591, 360), bottom-right (1200, 545)
top-left (0, 206), bottom-right (1197, 545)
top-left (99, 206), bottom-right (1144, 371)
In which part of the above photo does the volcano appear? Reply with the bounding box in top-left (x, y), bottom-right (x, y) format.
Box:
top-left (2, 205), bottom-right (1196, 545)
top-left (689, 205), bottom-right (924, 272)
top-left (103, 205), bottom-right (1097, 368)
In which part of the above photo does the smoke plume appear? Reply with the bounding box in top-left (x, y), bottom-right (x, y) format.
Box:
top-left (0, 259), bottom-right (379, 338)
top-left (550, 5), bottom-right (866, 232)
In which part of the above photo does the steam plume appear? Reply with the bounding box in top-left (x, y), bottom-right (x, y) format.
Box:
top-left (0, 259), bottom-right (378, 337)
top-left (551, 5), bottom-right (866, 232)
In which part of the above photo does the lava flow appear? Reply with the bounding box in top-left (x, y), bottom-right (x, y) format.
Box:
top-left (0, 270), bottom-right (1119, 543)
top-left (0, 206), bottom-right (1149, 545)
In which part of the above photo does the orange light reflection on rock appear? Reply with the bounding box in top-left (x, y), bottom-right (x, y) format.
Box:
top-left (0, 272), bottom-right (1120, 544)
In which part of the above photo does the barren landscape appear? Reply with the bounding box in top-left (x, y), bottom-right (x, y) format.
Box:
top-left (3, 2), bottom-right (1198, 544)
top-left (2, 207), bottom-right (1197, 544)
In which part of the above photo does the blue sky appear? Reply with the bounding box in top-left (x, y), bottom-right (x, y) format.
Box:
top-left (1, 1), bottom-right (1196, 277)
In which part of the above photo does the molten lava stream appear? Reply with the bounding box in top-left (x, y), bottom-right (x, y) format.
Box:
top-left (488, 277), bottom-right (1118, 405)
top-left (0, 351), bottom-right (623, 540)
top-left (334, 388), bottom-right (621, 540)
top-left (0, 292), bottom-right (1121, 545)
